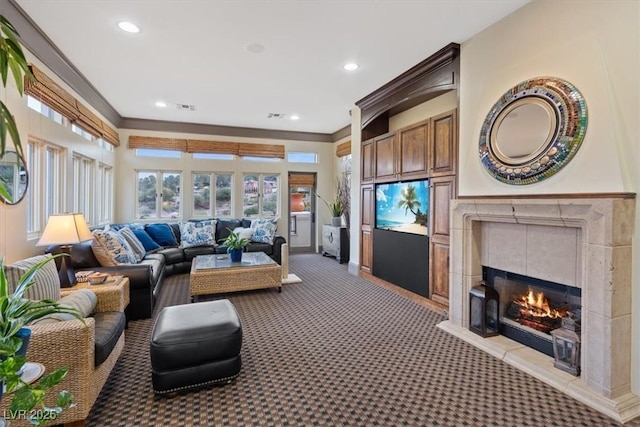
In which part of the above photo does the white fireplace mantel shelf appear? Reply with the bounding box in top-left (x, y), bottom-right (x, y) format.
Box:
top-left (440, 196), bottom-right (640, 423)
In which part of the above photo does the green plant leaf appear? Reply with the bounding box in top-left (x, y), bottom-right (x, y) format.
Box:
top-left (56, 390), bottom-right (73, 407)
top-left (0, 100), bottom-right (22, 158)
top-left (39, 367), bottom-right (68, 388)
top-left (0, 180), bottom-right (11, 202)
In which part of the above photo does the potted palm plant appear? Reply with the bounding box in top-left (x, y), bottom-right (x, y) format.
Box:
top-left (220, 229), bottom-right (250, 262)
top-left (0, 256), bottom-right (80, 425)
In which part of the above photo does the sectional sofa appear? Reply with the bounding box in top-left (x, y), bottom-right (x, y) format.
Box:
top-left (49, 218), bottom-right (286, 320)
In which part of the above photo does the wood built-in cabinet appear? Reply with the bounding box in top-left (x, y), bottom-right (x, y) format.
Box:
top-left (360, 108), bottom-right (457, 306)
top-left (360, 185), bottom-right (374, 273)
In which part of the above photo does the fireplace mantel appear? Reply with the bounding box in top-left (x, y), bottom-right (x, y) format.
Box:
top-left (438, 196), bottom-right (640, 423)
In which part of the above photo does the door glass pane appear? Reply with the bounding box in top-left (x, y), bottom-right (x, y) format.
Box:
top-left (215, 173), bottom-right (232, 217)
top-left (137, 172), bottom-right (157, 219)
top-left (243, 174), bottom-right (259, 217)
top-left (193, 173), bottom-right (211, 217)
top-left (161, 172), bottom-right (181, 218)
top-left (263, 175), bottom-right (279, 216)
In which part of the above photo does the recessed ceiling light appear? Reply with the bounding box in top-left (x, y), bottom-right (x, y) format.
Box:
top-left (155, 101), bottom-right (167, 108)
top-left (118, 21), bottom-right (140, 33)
top-left (343, 63), bottom-right (359, 71)
top-left (290, 115), bottom-right (300, 121)
top-left (245, 43), bottom-right (265, 54)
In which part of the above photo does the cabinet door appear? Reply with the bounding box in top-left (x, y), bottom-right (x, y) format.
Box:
top-left (374, 133), bottom-right (397, 181)
top-left (429, 241), bottom-right (449, 306)
top-left (398, 120), bottom-right (429, 179)
top-left (360, 185), bottom-right (374, 273)
top-left (430, 109), bottom-right (457, 177)
top-left (429, 176), bottom-right (455, 240)
top-left (361, 139), bottom-right (374, 183)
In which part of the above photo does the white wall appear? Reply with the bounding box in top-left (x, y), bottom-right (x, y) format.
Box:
top-left (458, 0), bottom-right (640, 392)
top-left (0, 52), bottom-right (117, 263)
top-left (116, 129), bottom-right (335, 249)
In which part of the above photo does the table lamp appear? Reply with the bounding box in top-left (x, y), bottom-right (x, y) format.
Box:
top-left (36, 213), bottom-right (93, 288)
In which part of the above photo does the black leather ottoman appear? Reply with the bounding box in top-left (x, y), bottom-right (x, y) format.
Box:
top-left (150, 299), bottom-right (243, 394)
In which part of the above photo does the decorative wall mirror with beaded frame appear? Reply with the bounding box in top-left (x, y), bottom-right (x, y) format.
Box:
top-left (478, 77), bottom-right (587, 185)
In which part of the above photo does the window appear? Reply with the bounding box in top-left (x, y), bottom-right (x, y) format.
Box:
top-left (136, 149), bottom-right (181, 158)
top-left (193, 172), bottom-right (233, 218)
top-left (26, 139), bottom-right (66, 235)
top-left (241, 156), bottom-right (279, 162)
top-left (193, 153), bottom-right (234, 160)
top-left (72, 154), bottom-right (95, 223)
top-left (71, 124), bottom-right (95, 141)
top-left (287, 152), bottom-right (318, 163)
top-left (243, 174), bottom-right (279, 217)
top-left (27, 96), bottom-right (64, 125)
top-left (136, 171), bottom-right (182, 219)
top-left (97, 164), bottom-right (113, 224)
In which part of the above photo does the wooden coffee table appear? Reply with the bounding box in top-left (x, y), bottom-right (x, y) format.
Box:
top-left (190, 252), bottom-right (282, 301)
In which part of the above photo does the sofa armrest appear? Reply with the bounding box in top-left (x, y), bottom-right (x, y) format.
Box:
top-left (272, 234), bottom-right (286, 265)
top-left (80, 264), bottom-right (153, 291)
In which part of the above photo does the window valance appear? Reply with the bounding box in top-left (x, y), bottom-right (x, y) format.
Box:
top-left (24, 64), bottom-right (120, 146)
top-left (128, 135), bottom-right (285, 159)
top-left (336, 140), bottom-right (351, 157)
top-left (289, 173), bottom-right (315, 187)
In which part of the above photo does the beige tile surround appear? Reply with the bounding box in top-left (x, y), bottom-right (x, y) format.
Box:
top-left (438, 197), bottom-right (640, 423)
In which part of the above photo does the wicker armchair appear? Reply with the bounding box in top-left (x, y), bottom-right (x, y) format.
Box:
top-left (0, 283), bottom-right (126, 426)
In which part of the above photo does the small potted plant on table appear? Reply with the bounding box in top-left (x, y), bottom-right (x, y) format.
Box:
top-left (220, 229), bottom-right (250, 262)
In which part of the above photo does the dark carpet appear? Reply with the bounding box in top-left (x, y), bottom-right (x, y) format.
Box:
top-left (87, 254), bottom-right (630, 426)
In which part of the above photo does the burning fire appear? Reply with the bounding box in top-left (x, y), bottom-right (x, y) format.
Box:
top-left (515, 289), bottom-right (567, 319)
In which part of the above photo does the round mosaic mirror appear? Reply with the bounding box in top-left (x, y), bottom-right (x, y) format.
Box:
top-left (479, 77), bottom-right (588, 185)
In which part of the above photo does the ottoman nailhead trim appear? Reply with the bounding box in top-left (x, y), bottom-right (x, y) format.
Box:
top-left (152, 372), bottom-right (240, 395)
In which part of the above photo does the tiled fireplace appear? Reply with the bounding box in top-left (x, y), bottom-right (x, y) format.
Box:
top-left (437, 196), bottom-right (639, 423)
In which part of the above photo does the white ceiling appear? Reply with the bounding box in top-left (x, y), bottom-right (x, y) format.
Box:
top-left (15, 0), bottom-right (529, 135)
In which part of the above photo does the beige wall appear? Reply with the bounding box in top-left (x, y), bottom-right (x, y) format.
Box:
top-left (458, 0), bottom-right (640, 391)
top-left (117, 129), bottom-right (335, 250)
top-left (0, 52), bottom-right (117, 263)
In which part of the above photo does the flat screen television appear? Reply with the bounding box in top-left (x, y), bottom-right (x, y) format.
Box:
top-left (375, 179), bottom-right (429, 236)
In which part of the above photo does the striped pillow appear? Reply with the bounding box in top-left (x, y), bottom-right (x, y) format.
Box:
top-left (5, 254), bottom-right (61, 301)
top-left (92, 229), bottom-right (138, 266)
top-left (119, 227), bottom-right (146, 262)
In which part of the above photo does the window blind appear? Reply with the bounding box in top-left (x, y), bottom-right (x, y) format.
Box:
top-left (336, 140), bottom-right (351, 157)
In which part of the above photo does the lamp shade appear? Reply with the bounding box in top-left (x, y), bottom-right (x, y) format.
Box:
top-left (36, 213), bottom-right (93, 246)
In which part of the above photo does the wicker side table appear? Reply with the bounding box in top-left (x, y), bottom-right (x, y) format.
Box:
top-left (61, 276), bottom-right (130, 312)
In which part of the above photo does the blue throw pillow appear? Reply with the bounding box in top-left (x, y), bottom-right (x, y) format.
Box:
top-left (133, 229), bottom-right (161, 252)
top-left (145, 223), bottom-right (178, 247)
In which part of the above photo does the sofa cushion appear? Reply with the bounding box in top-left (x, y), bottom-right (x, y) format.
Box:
top-left (157, 247), bottom-right (185, 265)
top-left (183, 246), bottom-right (216, 261)
top-left (179, 220), bottom-right (216, 248)
top-left (146, 224), bottom-right (178, 247)
top-left (93, 311), bottom-right (126, 366)
top-left (133, 229), bottom-right (161, 252)
top-left (245, 243), bottom-right (273, 255)
top-left (250, 218), bottom-right (278, 245)
top-left (119, 227), bottom-right (146, 262)
top-left (216, 219), bottom-right (242, 242)
top-left (5, 254), bottom-right (60, 301)
top-left (92, 229), bottom-right (138, 266)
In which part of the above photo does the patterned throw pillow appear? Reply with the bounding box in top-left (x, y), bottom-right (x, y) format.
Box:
top-left (233, 227), bottom-right (254, 241)
top-left (179, 220), bottom-right (216, 248)
top-left (118, 227), bottom-right (146, 262)
top-left (4, 254), bottom-right (61, 301)
top-left (250, 218), bottom-right (278, 245)
top-left (92, 229), bottom-right (138, 266)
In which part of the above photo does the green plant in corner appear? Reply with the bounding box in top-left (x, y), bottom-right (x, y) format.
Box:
top-left (0, 15), bottom-right (33, 202)
top-left (0, 256), bottom-right (81, 426)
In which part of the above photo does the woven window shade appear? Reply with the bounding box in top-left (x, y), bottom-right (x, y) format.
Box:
top-left (336, 140), bottom-right (351, 157)
top-left (25, 64), bottom-right (120, 147)
top-left (74, 103), bottom-right (104, 139)
top-left (128, 136), bottom-right (187, 151)
top-left (238, 143), bottom-right (285, 159)
top-left (289, 173), bottom-right (315, 187)
top-left (25, 65), bottom-right (79, 121)
top-left (186, 140), bottom-right (239, 155)
top-left (101, 122), bottom-right (120, 147)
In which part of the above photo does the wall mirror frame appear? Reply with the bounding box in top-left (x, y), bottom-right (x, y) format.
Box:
top-left (478, 76), bottom-right (588, 185)
top-left (0, 150), bottom-right (28, 205)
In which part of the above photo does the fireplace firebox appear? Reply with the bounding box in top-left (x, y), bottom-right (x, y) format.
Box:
top-left (483, 267), bottom-right (582, 358)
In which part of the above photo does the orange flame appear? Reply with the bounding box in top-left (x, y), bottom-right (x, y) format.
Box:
top-left (515, 289), bottom-right (565, 319)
